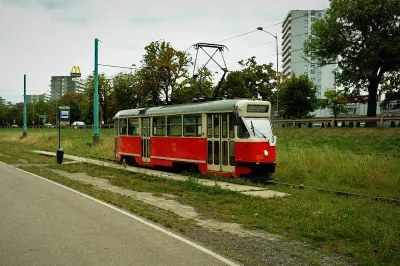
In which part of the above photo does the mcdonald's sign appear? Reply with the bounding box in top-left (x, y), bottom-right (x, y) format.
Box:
top-left (70, 66), bottom-right (81, 77)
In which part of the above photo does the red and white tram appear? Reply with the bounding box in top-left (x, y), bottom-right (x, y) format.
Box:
top-left (113, 99), bottom-right (276, 177)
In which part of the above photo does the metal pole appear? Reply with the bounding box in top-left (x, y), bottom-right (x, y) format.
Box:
top-left (32, 95), bottom-right (35, 128)
top-left (23, 75), bottom-right (27, 137)
top-left (56, 77), bottom-right (64, 164)
top-left (257, 27), bottom-right (279, 117)
top-left (93, 38), bottom-right (100, 143)
top-left (275, 35), bottom-right (279, 117)
top-left (58, 107), bottom-right (60, 149)
top-left (56, 78), bottom-right (61, 124)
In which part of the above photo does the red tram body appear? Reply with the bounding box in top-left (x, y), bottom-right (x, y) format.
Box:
top-left (114, 99), bottom-right (276, 177)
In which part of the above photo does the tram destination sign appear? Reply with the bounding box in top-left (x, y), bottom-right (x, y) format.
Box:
top-left (247, 105), bottom-right (269, 113)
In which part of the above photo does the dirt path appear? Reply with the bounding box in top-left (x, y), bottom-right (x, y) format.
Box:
top-left (49, 169), bottom-right (349, 266)
top-left (51, 169), bottom-right (280, 241)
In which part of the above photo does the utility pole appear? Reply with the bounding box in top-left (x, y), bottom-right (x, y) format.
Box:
top-left (32, 95), bottom-right (35, 128)
top-left (93, 38), bottom-right (100, 143)
top-left (23, 74), bottom-right (27, 137)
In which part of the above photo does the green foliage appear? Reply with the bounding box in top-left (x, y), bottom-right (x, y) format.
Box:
top-left (171, 66), bottom-right (215, 104)
top-left (221, 57), bottom-right (276, 101)
top-left (304, 0), bottom-right (400, 117)
top-left (7, 102), bottom-right (24, 126)
top-left (319, 90), bottom-right (348, 118)
top-left (221, 71), bottom-right (249, 98)
top-left (278, 74), bottom-right (318, 118)
top-left (112, 72), bottom-right (141, 110)
top-left (381, 71), bottom-right (400, 108)
top-left (136, 41), bottom-right (191, 106)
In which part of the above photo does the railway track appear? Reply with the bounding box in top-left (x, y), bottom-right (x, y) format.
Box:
top-left (264, 180), bottom-right (400, 205)
top-left (79, 155), bottom-right (400, 205)
top-left (281, 148), bottom-right (400, 158)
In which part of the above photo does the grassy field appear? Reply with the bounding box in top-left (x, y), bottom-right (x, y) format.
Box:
top-left (0, 127), bottom-right (399, 265)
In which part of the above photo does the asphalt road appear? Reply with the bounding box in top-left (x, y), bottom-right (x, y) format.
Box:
top-left (0, 162), bottom-right (237, 266)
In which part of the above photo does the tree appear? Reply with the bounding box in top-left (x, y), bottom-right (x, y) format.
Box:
top-left (278, 74), bottom-right (318, 118)
top-left (304, 0), bottom-right (400, 119)
top-left (171, 67), bottom-right (215, 104)
top-left (319, 90), bottom-right (348, 118)
top-left (221, 71), bottom-right (249, 99)
top-left (136, 41), bottom-right (191, 106)
top-left (381, 72), bottom-right (400, 109)
top-left (8, 103), bottom-right (24, 126)
top-left (0, 102), bottom-right (9, 126)
top-left (33, 99), bottom-right (53, 125)
top-left (112, 72), bottom-right (143, 110)
top-left (221, 57), bottom-right (276, 101)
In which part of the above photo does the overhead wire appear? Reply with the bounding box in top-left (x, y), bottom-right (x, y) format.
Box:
top-left (105, 9), bottom-right (330, 77)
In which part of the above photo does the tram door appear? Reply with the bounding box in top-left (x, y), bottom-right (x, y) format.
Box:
top-left (141, 117), bottom-right (151, 163)
top-left (207, 114), bottom-right (235, 173)
top-left (114, 119), bottom-right (119, 158)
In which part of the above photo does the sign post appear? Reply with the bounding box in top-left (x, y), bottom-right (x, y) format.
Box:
top-left (23, 75), bottom-right (27, 138)
top-left (56, 106), bottom-right (70, 164)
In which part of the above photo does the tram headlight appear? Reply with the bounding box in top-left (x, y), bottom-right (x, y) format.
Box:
top-left (263, 150), bottom-right (269, 157)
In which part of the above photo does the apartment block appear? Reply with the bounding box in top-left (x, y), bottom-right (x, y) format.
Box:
top-left (282, 10), bottom-right (336, 99)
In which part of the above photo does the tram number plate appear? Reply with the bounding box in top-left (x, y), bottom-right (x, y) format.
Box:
top-left (255, 154), bottom-right (263, 161)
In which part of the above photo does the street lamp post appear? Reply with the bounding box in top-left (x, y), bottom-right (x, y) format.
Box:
top-left (257, 27), bottom-right (279, 117)
top-left (32, 95), bottom-right (35, 128)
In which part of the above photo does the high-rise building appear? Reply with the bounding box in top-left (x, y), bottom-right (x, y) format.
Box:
top-left (49, 66), bottom-right (84, 101)
top-left (26, 94), bottom-right (47, 103)
top-left (282, 10), bottom-right (336, 99)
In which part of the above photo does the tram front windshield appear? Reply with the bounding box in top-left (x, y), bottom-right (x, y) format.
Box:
top-left (238, 117), bottom-right (273, 139)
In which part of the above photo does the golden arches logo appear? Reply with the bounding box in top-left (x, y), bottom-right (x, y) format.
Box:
top-left (70, 66), bottom-right (81, 76)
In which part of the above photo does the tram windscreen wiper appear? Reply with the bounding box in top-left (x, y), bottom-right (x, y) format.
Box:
top-left (250, 121), bottom-right (256, 137)
top-left (251, 121), bottom-right (266, 139)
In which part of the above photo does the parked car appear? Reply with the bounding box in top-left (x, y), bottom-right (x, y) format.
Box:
top-left (312, 123), bottom-right (322, 128)
top-left (44, 123), bottom-right (53, 128)
top-left (11, 124), bottom-right (18, 128)
top-left (72, 121), bottom-right (86, 129)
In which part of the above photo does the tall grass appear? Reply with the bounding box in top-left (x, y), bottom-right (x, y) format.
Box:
top-left (276, 146), bottom-right (400, 199)
top-left (275, 127), bottom-right (400, 154)
top-left (4, 128), bottom-right (115, 160)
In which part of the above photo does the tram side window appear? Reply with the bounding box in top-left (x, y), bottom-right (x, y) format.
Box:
top-left (229, 113), bottom-right (234, 138)
top-left (167, 115), bottom-right (182, 136)
top-left (119, 118), bottom-right (127, 135)
top-left (207, 115), bottom-right (212, 138)
top-left (238, 118), bottom-right (250, 139)
top-left (153, 117), bottom-right (166, 136)
top-left (128, 118), bottom-right (139, 136)
top-left (183, 115), bottom-right (202, 137)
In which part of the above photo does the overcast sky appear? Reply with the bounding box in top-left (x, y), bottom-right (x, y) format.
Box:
top-left (0, 0), bottom-right (329, 103)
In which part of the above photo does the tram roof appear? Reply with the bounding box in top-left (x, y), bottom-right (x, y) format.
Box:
top-left (114, 99), bottom-right (251, 118)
